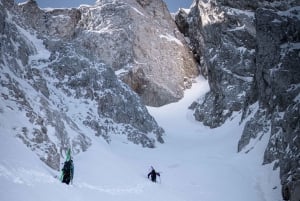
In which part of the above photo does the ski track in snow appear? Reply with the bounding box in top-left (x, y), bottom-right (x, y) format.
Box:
top-left (75, 182), bottom-right (146, 195)
top-left (0, 76), bottom-right (281, 201)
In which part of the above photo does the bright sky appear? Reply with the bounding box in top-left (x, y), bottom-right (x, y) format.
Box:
top-left (14, 0), bottom-right (193, 13)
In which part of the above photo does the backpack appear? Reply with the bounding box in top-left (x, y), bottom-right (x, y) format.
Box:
top-left (63, 160), bottom-right (73, 173)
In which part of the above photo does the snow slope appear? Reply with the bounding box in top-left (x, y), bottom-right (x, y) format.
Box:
top-left (0, 76), bottom-right (281, 201)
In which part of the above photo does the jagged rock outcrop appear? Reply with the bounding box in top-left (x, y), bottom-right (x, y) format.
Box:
top-left (78, 0), bottom-right (199, 107)
top-left (176, 0), bottom-right (256, 128)
top-left (1, 0), bottom-right (169, 170)
top-left (252, 6), bottom-right (300, 201)
top-left (176, 0), bottom-right (300, 200)
top-left (240, 5), bottom-right (300, 201)
top-left (13, 0), bottom-right (199, 109)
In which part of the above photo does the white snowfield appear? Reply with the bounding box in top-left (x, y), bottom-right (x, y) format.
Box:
top-left (0, 77), bottom-right (281, 201)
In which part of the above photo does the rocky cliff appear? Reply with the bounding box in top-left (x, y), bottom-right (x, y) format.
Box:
top-left (1, 0), bottom-right (204, 170)
top-left (78, 0), bottom-right (199, 107)
top-left (15, 0), bottom-right (199, 107)
top-left (176, 0), bottom-right (300, 200)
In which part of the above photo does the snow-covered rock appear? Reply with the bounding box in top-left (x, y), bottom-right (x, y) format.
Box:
top-left (176, 0), bottom-right (256, 128)
top-left (1, 0), bottom-right (169, 170)
top-left (12, 0), bottom-right (199, 108)
top-left (175, 0), bottom-right (300, 200)
top-left (253, 6), bottom-right (300, 201)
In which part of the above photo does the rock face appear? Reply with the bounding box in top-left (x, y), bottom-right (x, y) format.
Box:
top-left (8, 0), bottom-right (199, 108)
top-left (78, 0), bottom-right (199, 107)
top-left (176, 0), bottom-right (256, 128)
top-left (0, 0), bottom-right (178, 170)
top-left (175, 0), bottom-right (300, 200)
top-left (253, 6), bottom-right (300, 201)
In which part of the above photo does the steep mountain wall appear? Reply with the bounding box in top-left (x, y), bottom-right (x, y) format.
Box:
top-left (251, 6), bottom-right (300, 201)
top-left (78, 0), bottom-right (199, 107)
top-left (1, 0), bottom-right (170, 170)
top-left (175, 0), bottom-right (300, 200)
top-left (10, 0), bottom-right (199, 109)
top-left (177, 0), bottom-right (256, 128)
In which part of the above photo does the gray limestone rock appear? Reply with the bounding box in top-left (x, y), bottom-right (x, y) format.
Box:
top-left (176, 0), bottom-right (256, 128)
top-left (77, 0), bottom-right (199, 107)
top-left (253, 7), bottom-right (300, 200)
top-left (1, 0), bottom-right (167, 171)
top-left (175, 0), bottom-right (300, 199)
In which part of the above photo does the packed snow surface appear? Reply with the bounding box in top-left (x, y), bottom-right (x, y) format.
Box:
top-left (0, 76), bottom-right (280, 201)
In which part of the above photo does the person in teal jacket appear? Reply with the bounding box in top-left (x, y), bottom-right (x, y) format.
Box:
top-left (61, 148), bottom-right (74, 185)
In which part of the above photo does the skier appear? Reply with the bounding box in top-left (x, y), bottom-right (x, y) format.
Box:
top-left (61, 148), bottom-right (74, 185)
top-left (147, 166), bottom-right (160, 183)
